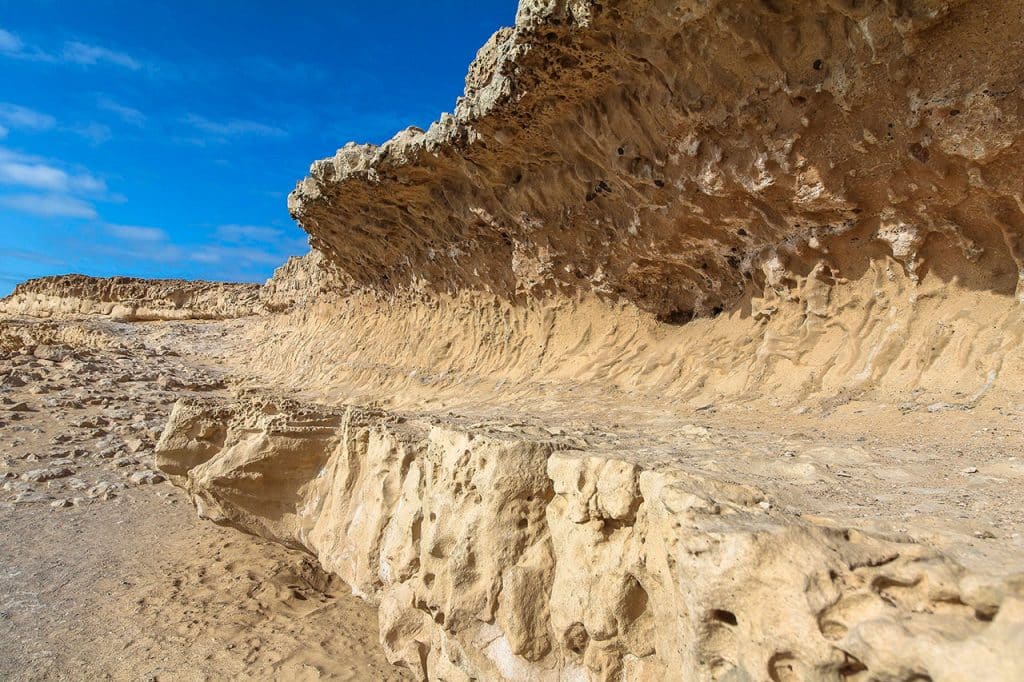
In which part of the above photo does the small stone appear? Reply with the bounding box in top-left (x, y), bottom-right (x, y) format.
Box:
top-left (962, 467), bottom-right (979, 475)
top-left (50, 498), bottom-right (72, 509)
top-left (14, 491), bottom-right (52, 504)
top-left (21, 466), bottom-right (75, 483)
top-left (128, 470), bottom-right (166, 486)
top-left (87, 481), bottom-right (125, 498)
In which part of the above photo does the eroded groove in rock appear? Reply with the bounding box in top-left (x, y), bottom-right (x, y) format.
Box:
top-left (157, 396), bottom-right (1024, 680)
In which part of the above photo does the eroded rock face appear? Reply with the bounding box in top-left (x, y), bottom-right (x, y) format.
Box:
top-left (154, 1), bottom-right (1024, 679)
top-left (259, 251), bottom-right (339, 313)
top-left (157, 395), bottom-right (1024, 681)
top-left (0, 275), bottom-right (263, 321)
top-left (289, 0), bottom-right (1024, 320)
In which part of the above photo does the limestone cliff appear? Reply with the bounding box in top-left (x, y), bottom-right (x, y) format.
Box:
top-left (158, 1), bottom-right (1024, 680)
top-left (0, 275), bottom-right (263, 321)
top-left (290, 0), bottom-right (1024, 319)
top-left (275, 0), bottom-right (1024, 410)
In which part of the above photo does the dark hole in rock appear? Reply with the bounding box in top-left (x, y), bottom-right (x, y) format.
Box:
top-left (909, 142), bottom-right (930, 163)
top-left (813, 59), bottom-right (824, 70)
top-left (564, 622), bottom-right (589, 655)
top-left (661, 309), bottom-right (694, 326)
top-left (711, 609), bottom-right (738, 626)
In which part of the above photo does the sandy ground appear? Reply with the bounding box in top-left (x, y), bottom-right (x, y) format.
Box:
top-left (0, 318), bottom-right (409, 681)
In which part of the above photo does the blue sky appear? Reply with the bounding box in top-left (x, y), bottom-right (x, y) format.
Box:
top-left (0, 1), bottom-right (515, 296)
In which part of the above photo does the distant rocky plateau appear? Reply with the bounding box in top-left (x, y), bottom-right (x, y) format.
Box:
top-left (4, 0), bottom-right (1024, 680)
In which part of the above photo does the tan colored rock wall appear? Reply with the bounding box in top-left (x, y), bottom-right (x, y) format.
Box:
top-left (289, 0), bottom-right (1024, 321)
top-left (259, 250), bottom-right (340, 313)
top-left (244, 267), bottom-right (1024, 414)
top-left (0, 275), bottom-right (263, 321)
top-left (157, 395), bottom-right (1024, 681)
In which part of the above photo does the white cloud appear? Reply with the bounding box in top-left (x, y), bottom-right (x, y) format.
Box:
top-left (0, 28), bottom-right (23, 54)
top-left (0, 27), bottom-right (54, 62)
top-left (104, 224), bottom-right (167, 242)
top-left (0, 103), bottom-right (56, 131)
top-left (0, 149), bottom-right (106, 194)
top-left (0, 162), bottom-right (67, 191)
top-left (62, 41), bottom-right (140, 70)
top-left (189, 244), bottom-right (288, 267)
top-left (0, 31), bottom-right (145, 70)
top-left (216, 224), bottom-right (283, 243)
top-left (71, 122), bottom-right (113, 144)
top-left (183, 114), bottom-right (286, 139)
top-left (97, 97), bottom-right (145, 126)
top-left (0, 193), bottom-right (97, 218)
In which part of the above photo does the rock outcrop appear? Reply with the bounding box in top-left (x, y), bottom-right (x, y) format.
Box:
top-left (0, 275), bottom-right (263, 321)
top-left (268, 0), bottom-right (1024, 410)
top-left (259, 251), bottom-right (338, 313)
top-left (157, 394), bottom-right (1024, 681)
top-left (289, 0), bottom-right (1024, 319)
top-left (154, 0), bottom-right (1024, 679)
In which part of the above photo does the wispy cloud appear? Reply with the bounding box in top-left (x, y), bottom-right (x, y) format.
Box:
top-left (0, 28), bottom-right (144, 71)
top-left (0, 147), bottom-right (110, 220)
top-left (0, 247), bottom-right (67, 267)
top-left (70, 121), bottom-right (113, 144)
top-left (189, 244), bottom-right (289, 268)
top-left (61, 41), bottom-right (141, 70)
top-left (0, 125), bottom-right (7, 140)
top-left (0, 27), bottom-right (51, 62)
top-left (76, 232), bottom-right (295, 280)
top-left (104, 224), bottom-right (167, 242)
top-left (97, 97), bottom-right (145, 126)
top-left (216, 224), bottom-right (283, 243)
top-left (0, 28), bottom-right (23, 54)
top-left (0, 103), bottom-right (56, 131)
top-left (0, 26), bottom-right (56, 62)
top-left (0, 148), bottom-right (106, 194)
top-left (0, 193), bottom-right (97, 218)
top-left (183, 114), bottom-right (286, 139)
